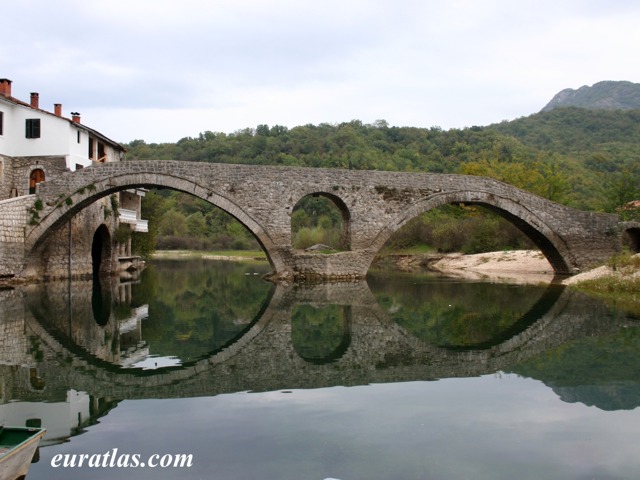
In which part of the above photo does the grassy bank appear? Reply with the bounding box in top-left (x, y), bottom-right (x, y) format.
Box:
top-left (567, 252), bottom-right (640, 316)
top-left (152, 249), bottom-right (267, 261)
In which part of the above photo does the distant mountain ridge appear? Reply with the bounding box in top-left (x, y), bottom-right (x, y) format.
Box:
top-left (542, 80), bottom-right (640, 111)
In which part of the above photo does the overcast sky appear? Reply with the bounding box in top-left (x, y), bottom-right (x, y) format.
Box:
top-left (3, 0), bottom-right (640, 143)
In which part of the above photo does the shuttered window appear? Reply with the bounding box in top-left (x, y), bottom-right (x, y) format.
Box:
top-left (25, 118), bottom-right (41, 138)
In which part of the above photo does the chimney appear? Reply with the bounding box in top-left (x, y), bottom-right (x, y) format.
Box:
top-left (54, 103), bottom-right (62, 116)
top-left (71, 112), bottom-right (81, 123)
top-left (0, 78), bottom-right (12, 97)
top-left (30, 92), bottom-right (39, 109)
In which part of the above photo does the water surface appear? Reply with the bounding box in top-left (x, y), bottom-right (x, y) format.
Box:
top-left (0, 259), bottom-right (638, 479)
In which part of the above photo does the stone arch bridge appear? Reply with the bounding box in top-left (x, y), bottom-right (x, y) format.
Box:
top-left (26, 160), bottom-right (635, 279)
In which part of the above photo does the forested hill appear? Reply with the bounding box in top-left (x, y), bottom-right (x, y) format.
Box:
top-left (541, 80), bottom-right (640, 112)
top-left (488, 107), bottom-right (640, 167)
top-left (125, 108), bottom-right (640, 213)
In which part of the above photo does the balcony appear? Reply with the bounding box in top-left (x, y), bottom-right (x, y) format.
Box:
top-left (119, 208), bottom-right (148, 233)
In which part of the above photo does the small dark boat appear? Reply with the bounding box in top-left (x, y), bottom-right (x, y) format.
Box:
top-left (0, 426), bottom-right (46, 480)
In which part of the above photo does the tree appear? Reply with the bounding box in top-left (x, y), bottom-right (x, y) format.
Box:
top-left (159, 209), bottom-right (188, 236)
top-left (132, 190), bottom-right (167, 259)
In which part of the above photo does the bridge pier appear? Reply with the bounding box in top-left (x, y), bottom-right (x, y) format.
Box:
top-left (266, 249), bottom-right (375, 282)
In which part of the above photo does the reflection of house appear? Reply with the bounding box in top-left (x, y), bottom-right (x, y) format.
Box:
top-left (118, 305), bottom-right (151, 367)
top-left (0, 390), bottom-right (91, 446)
top-left (0, 389), bottom-right (120, 447)
top-left (0, 77), bottom-right (146, 276)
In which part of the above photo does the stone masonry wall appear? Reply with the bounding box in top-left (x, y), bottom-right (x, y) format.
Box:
top-left (0, 195), bottom-right (33, 276)
top-left (2, 156), bottom-right (68, 198)
top-left (33, 199), bottom-right (117, 280)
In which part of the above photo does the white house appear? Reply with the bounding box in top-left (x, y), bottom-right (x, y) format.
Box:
top-left (0, 77), bottom-right (146, 278)
top-left (0, 77), bottom-right (128, 193)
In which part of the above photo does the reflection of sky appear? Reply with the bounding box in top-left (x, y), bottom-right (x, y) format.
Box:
top-left (128, 355), bottom-right (182, 370)
top-left (28, 374), bottom-right (640, 480)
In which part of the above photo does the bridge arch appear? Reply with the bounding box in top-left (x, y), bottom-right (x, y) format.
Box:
top-left (92, 224), bottom-right (112, 277)
top-left (623, 225), bottom-right (640, 253)
top-left (27, 170), bottom-right (283, 271)
top-left (290, 191), bottom-right (351, 250)
top-left (370, 189), bottom-right (575, 274)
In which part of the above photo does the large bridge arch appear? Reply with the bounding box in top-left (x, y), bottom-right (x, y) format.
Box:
top-left (370, 189), bottom-right (576, 274)
top-left (27, 169), bottom-right (283, 271)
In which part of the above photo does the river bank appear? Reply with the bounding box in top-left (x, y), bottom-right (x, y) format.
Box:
top-left (376, 249), bottom-right (640, 287)
top-left (151, 250), bottom-right (268, 262)
top-left (153, 248), bottom-right (639, 286)
top-left (373, 250), bottom-right (556, 284)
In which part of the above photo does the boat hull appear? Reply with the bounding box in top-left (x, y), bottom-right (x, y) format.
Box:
top-left (0, 427), bottom-right (46, 480)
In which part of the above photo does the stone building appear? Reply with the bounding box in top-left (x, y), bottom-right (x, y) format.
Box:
top-left (0, 77), bottom-right (147, 279)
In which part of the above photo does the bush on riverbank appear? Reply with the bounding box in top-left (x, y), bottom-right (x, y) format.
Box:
top-left (382, 205), bottom-right (534, 254)
top-left (156, 234), bottom-right (257, 251)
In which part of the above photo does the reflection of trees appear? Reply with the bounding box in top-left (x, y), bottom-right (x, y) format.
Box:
top-left (133, 259), bottom-right (274, 361)
top-left (23, 259), bottom-right (274, 367)
top-left (368, 271), bottom-right (555, 348)
top-left (291, 305), bottom-right (351, 364)
top-left (512, 324), bottom-right (640, 410)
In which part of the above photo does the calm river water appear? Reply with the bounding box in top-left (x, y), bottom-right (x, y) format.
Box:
top-left (1, 258), bottom-right (639, 479)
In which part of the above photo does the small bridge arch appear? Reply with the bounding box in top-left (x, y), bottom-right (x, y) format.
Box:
top-left (290, 189), bottom-right (352, 250)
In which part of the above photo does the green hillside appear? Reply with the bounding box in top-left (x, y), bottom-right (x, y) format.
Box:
top-left (126, 104), bottom-right (640, 257)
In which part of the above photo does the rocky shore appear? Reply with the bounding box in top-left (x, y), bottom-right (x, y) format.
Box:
top-left (375, 250), bottom-right (555, 284)
top-left (377, 249), bottom-right (640, 287)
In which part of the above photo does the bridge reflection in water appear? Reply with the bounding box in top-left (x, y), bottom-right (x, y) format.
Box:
top-left (0, 268), bottom-right (639, 447)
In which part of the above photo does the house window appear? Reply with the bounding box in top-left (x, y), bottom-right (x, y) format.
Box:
top-left (88, 137), bottom-right (95, 159)
top-left (25, 418), bottom-right (42, 428)
top-left (29, 168), bottom-right (45, 194)
top-left (25, 118), bottom-right (41, 138)
top-left (0, 111), bottom-right (4, 135)
top-left (77, 131), bottom-right (81, 143)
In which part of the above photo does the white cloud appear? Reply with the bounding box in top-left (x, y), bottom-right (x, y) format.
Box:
top-left (3, 0), bottom-right (640, 142)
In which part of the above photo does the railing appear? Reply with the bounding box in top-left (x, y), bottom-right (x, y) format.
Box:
top-left (135, 219), bottom-right (148, 233)
top-left (119, 209), bottom-right (148, 232)
top-left (119, 208), bottom-right (137, 223)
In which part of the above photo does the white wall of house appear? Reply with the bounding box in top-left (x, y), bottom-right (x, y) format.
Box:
top-left (0, 99), bottom-right (99, 171)
top-left (0, 100), bottom-right (68, 156)
top-left (68, 128), bottom-right (92, 170)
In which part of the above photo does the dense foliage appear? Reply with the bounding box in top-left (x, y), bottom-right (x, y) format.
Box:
top-left (125, 108), bottom-right (640, 254)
